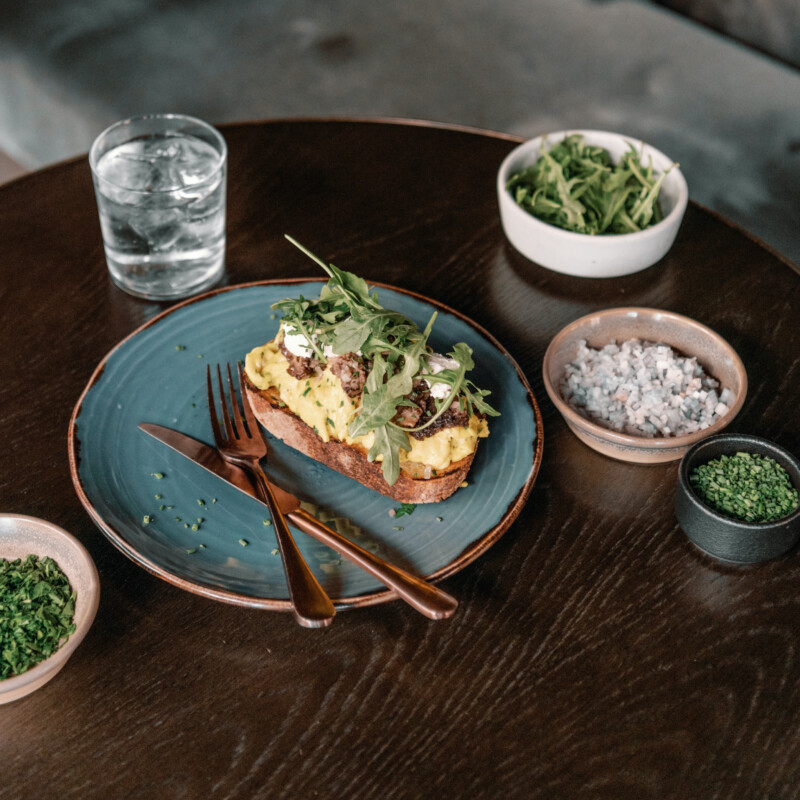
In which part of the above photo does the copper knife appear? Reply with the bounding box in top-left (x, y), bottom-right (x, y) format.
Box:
top-left (138, 423), bottom-right (458, 619)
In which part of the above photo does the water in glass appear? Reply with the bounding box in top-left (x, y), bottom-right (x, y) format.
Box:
top-left (93, 131), bottom-right (226, 299)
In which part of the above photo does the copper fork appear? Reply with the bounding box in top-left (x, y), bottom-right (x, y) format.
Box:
top-left (207, 363), bottom-right (336, 628)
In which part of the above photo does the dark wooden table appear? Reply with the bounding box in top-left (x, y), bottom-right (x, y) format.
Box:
top-left (1, 119), bottom-right (799, 800)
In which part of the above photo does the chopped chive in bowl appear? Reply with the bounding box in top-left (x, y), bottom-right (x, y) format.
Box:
top-left (689, 452), bottom-right (799, 523)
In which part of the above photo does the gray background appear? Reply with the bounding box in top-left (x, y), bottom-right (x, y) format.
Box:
top-left (1, 0), bottom-right (797, 264)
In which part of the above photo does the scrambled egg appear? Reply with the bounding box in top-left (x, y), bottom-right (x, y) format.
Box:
top-left (244, 339), bottom-right (488, 472)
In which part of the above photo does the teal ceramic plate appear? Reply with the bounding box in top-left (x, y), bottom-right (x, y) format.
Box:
top-left (69, 281), bottom-right (542, 610)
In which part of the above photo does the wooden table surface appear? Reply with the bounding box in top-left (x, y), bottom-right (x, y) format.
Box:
top-left (1, 119), bottom-right (799, 800)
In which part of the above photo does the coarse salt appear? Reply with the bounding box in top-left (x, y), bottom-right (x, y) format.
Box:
top-left (560, 338), bottom-right (735, 438)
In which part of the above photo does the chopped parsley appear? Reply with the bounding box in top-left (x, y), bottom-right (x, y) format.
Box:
top-left (393, 503), bottom-right (416, 518)
top-left (0, 555), bottom-right (77, 679)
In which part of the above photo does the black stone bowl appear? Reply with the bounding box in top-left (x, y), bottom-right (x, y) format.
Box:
top-left (675, 433), bottom-right (800, 564)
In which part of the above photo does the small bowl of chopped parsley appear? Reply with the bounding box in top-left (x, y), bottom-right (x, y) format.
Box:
top-left (497, 130), bottom-right (688, 277)
top-left (0, 514), bottom-right (99, 703)
top-left (675, 434), bottom-right (800, 564)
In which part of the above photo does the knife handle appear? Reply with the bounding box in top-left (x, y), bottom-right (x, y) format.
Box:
top-left (288, 507), bottom-right (458, 620)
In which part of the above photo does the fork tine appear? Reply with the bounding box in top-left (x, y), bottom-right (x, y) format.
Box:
top-left (237, 362), bottom-right (259, 437)
top-left (206, 365), bottom-right (225, 447)
top-left (216, 363), bottom-right (236, 441)
top-left (225, 363), bottom-right (246, 438)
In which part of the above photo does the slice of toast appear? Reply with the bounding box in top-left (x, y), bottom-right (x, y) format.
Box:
top-left (242, 375), bottom-right (477, 503)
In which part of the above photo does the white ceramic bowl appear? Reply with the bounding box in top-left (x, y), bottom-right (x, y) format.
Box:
top-left (0, 514), bottom-right (99, 704)
top-left (497, 130), bottom-right (689, 278)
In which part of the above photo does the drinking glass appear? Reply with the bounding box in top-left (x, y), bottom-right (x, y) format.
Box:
top-left (89, 114), bottom-right (227, 300)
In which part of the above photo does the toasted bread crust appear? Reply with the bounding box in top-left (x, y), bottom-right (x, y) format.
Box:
top-left (243, 375), bottom-right (476, 503)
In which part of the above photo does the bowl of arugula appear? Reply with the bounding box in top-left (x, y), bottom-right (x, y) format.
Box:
top-left (497, 130), bottom-right (688, 278)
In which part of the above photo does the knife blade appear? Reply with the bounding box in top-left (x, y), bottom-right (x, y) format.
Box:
top-left (138, 423), bottom-right (457, 619)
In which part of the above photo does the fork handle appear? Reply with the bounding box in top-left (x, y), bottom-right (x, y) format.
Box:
top-left (244, 463), bottom-right (336, 628)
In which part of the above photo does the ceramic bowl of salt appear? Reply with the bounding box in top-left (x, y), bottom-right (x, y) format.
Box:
top-left (542, 307), bottom-right (747, 464)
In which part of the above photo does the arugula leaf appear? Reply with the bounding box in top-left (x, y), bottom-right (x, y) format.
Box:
top-left (383, 312), bottom-right (436, 399)
top-left (450, 342), bottom-right (474, 371)
top-left (328, 314), bottom-right (374, 355)
top-left (328, 262), bottom-right (374, 309)
top-left (329, 309), bottom-right (404, 355)
top-left (366, 351), bottom-right (388, 393)
top-left (368, 423), bottom-right (410, 485)
top-left (348, 382), bottom-right (400, 437)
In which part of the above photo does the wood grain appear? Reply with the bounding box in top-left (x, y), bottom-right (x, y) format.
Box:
top-left (0, 120), bottom-right (798, 800)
